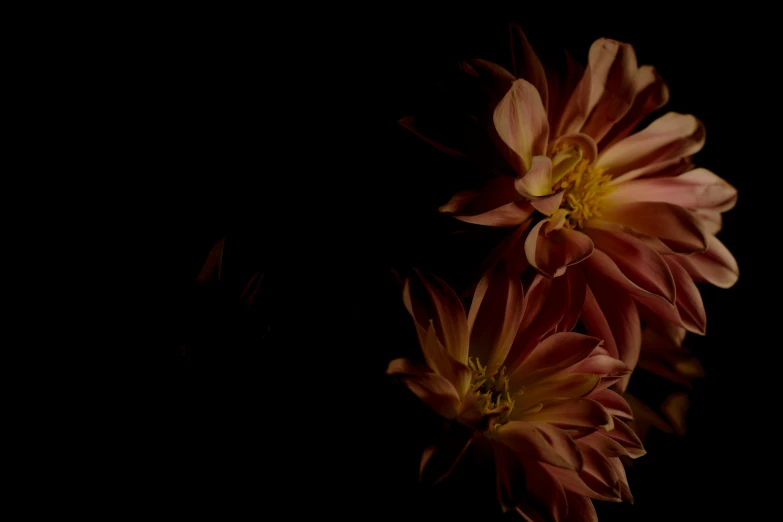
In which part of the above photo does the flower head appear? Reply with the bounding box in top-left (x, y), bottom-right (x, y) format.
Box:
top-left (387, 265), bottom-right (644, 519)
top-left (402, 27), bottom-right (738, 391)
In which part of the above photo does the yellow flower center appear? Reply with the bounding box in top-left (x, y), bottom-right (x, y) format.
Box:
top-left (551, 150), bottom-right (615, 229)
top-left (468, 357), bottom-right (515, 429)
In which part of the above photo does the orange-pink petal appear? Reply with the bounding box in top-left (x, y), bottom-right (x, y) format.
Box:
top-left (496, 421), bottom-right (583, 470)
top-left (606, 168), bottom-right (737, 211)
top-left (676, 233), bottom-right (739, 289)
top-left (579, 40), bottom-right (639, 142)
top-left (525, 220), bottom-right (595, 278)
top-left (596, 112), bottom-right (705, 178)
top-left (419, 323), bottom-right (473, 398)
top-left (508, 332), bottom-right (602, 387)
top-left (467, 261), bottom-right (526, 373)
top-left (403, 270), bottom-right (470, 364)
top-left (585, 226), bottom-right (676, 302)
top-left (494, 78), bottom-right (550, 172)
top-left (519, 399), bottom-right (614, 432)
top-left (588, 389), bottom-right (634, 421)
top-left (664, 256), bottom-right (707, 335)
top-left (599, 201), bottom-right (707, 254)
top-left (598, 65), bottom-right (669, 151)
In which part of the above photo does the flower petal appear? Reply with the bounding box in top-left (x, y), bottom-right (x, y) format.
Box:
top-left (609, 155), bottom-right (693, 185)
top-left (504, 274), bottom-right (569, 373)
top-left (544, 465), bottom-right (618, 503)
top-left (518, 399), bottom-right (614, 432)
top-left (596, 112), bottom-right (705, 178)
top-left (603, 419), bottom-right (646, 458)
top-left (557, 265), bottom-right (588, 334)
top-left (420, 323), bottom-right (473, 398)
top-left (606, 168), bottom-right (737, 211)
top-left (515, 155), bottom-right (554, 197)
top-left (454, 201), bottom-right (536, 227)
top-left (676, 233), bottom-right (738, 289)
top-left (419, 423), bottom-right (476, 485)
top-left (585, 225), bottom-right (676, 302)
top-left (580, 282), bottom-right (640, 393)
top-left (494, 78), bottom-right (550, 172)
top-left (387, 358), bottom-right (462, 419)
top-left (509, 24), bottom-right (548, 111)
top-left (588, 389), bottom-right (634, 421)
top-left (509, 332), bottom-right (602, 388)
top-left (494, 441), bottom-right (529, 513)
top-left (580, 40), bottom-right (639, 142)
top-left (664, 256), bottom-right (707, 335)
top-left (559, 39), bottom-right (637, 137)
top-left (598, 65), bottom-right (669, 151)
top-left (693, 209), bottom-right (722, 235)
top-left (599, 201), bottom-right (707, 254)
top-left (563, 494), bottom-right (598, 521)
top-left (576, 441), bottom-right (622, 501)
top-left (514, 374), bottom-right (601, 414)
top-left (468, 261), bottom-right (526, 373)
top-left (439, 176), bottom-right (525, 215)
top-left (525, 220), bottom-right (594, 278)
top-left (518, 459), bottom-right (568, 522)
top-left (403, 270), bottom-right (470, 364)
top-left (496, 421), bottom-right (583, 470)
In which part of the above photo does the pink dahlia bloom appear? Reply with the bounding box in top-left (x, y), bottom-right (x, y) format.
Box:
top-left (403, 28), bottom-right (738, 391)
top-left (387, 264), bottom-right (644, 520)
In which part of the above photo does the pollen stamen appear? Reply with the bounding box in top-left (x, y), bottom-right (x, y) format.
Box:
top-left (551, 156), bottom-right (616, 229)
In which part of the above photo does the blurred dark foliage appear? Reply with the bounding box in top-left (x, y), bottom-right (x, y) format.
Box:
top-left (144, 4), bottom-right (779, 520)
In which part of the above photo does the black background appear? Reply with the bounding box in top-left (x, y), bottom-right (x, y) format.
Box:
top-left (149, 4), bottom-right (776, 520)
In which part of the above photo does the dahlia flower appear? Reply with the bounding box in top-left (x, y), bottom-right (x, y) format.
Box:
top-left (387, 264), bottom-right (644, 520)
top-left (402, 27), bottom-right (738, 390)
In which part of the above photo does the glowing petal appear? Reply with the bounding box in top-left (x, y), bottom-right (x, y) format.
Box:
top-left (599, 201), bottom-right (707, 254)
top-left (496, 421), bottom-right (583, 470)
top-left (515, 155), bottom-right (553, 197)
top-left (403, 270), bottom-right (470, 364)
top-left (603, 419), bottom-right (646, 458)
top-left (585, 226), bottom-right (676, 303)
top-left (420, 323), bottom-right (473, 398)
top-left (664, 256), bottom-right (707, 335)
top-left (525, 220), bottom-right (595, 278)
top-left (580, 279), bottom-right (640, 393)
top-left (596, 112), bottom-right (705, 178)
top-left (598, 65), bottom-right (669, 150)
top-left (580, 40), bottom-right (639, 142)
top-left (518, 399), bottom-right (614, 432)
top-left (509, 332), bottom-right (602, 387)
top-left (454, 201), bottom-right (536, 227)
top-left (677, 233), bottom-right (739, 288)
top-left (467, 261), bottom-right (526, 374)
top-left (588, 389), bottom-right (634, 421)
top-left (494, 78), bottom-right (550, 172)
top-left (513, 374), bottom-right (601, 414)
top-left (606, 168), bottom-right (737, 211)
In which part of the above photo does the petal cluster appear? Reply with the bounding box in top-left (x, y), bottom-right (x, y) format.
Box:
top-left (388, 267), bottom-right (644, 519)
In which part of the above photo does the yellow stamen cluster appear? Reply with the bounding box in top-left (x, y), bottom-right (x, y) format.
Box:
top-left (468, 357), bottom-right (515, 429)
top-left (552, 158), bottom-right (615, 229)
